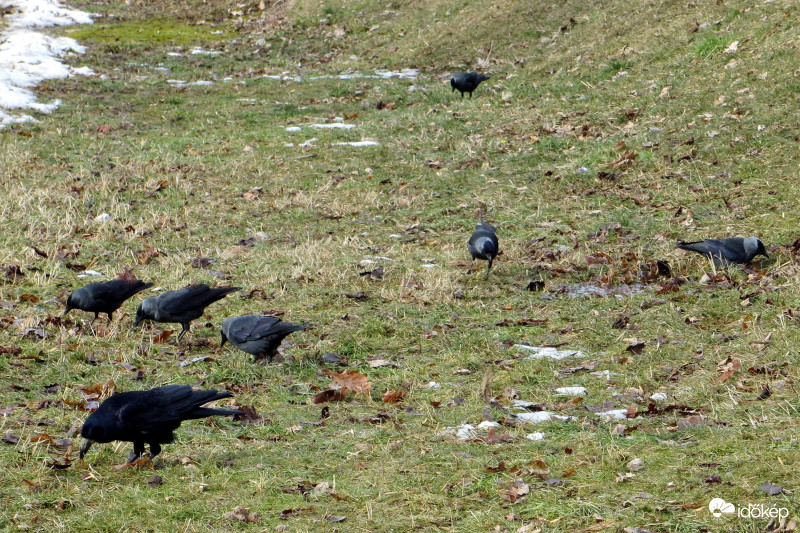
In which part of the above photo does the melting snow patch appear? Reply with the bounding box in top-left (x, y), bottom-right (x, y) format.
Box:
top-left (516, 345), bottom-right (586, 360)
top-left (0, 0), bottom-right (94, 127)
top-left (190, 48), bottom-right (220, 55)
top-left (167, 52), bottom-right (183, 57)
top-left (515, 411), bottom-right (568, 423)
top-left (77, 270), bottom-right (102, 278)
top-left (650, 392), bottom-right (668, 401)
top-left (299, 138), bottom-right (317, 148)
top-left (525, 432), bottom-right (546, 441)
top-left (421, 264), bottom-right (438, 268)
top-left (93, 213), bottom-right (111, 222)
top-left (285, 126), bottom-right (302, 133)
top-left (595, 409), bottom-right (629, 420)
top-left (444, 421), bottom-right (500, 440)
top-left (427, 381), bottom-right (441, 389)
top-left (310, 123), bottom-right (356, 129)
top-left (590, 370), bottom-right (614, 379)
top-left (555, 387), bottom-right (587, 396)
top-left (335, 141), bottom-right (379, 146)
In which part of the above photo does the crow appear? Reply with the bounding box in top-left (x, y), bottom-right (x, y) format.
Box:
top-left (467, 220), bottom-right (499, 278)
top-left (79, 385), bottom-right (239, 462)
top-left (450, 72), bottom-right (490, 98)
top-left (134, 284), bottom-right (240, 342)
top-left (63, 279), bottom-right (154, 326)
top-left (220, 315), bottom-right (307, 364)
top-left (676, 237), bottom-right (768, 267)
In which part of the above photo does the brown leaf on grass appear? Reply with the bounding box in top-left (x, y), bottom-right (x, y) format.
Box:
top-left (627, 458), bottom-right (645, 471)
top-left (326, 514), bottom-right (347, 523)
top-left (47, 459), bottom-right (71, 470)
top-left (527, 459), bottom-right (551, 478)
top-left (344, 112), bottom-right (359, 120)
top-left (115, 267), bottom-right (138, 281)
top-left (358, 265), bottom-right (384, 280)
top-left (604, 150), bottom-right (638, 170)
top-left (626, 342), bottom-right (645, 355)
top-left (3, 431), bottom-right (19, 444)
top-left (312, 389), bottom-right (348, 404)
top-left (326, 369), bottom-right (372, 396)
top-left (424, 159), bottom-right (443, 169)
top-left (382, 390), bottom-right (405, 403)
top-left (716, 356), bottom-right (741, 382)
top-left (484, 427), bottom-right (515, 444)
top-left (223, 506), bottom-right (261, 522)
top-left (676, 415), bottom-right (705, 429)
top-left (376, 101), bottom-right (395, 110)
top-left (757, 385), bottom-right (772, 400)
top-left (152, 330), bottom-right (173, 343)
top-left (81, 379), bottom-right (115, 399)
top-left (612, 315), bottom-right (629, 329)
top-left (345, 291), bottom-right (368, 300)
top-left (499, 479), bottom-right (530, 503)
top-left (242, 289), bottom-right (269, 299)
top-left (32, 247), bottom-right (48, 258)
top-left (96, 124), bottom-right (113, 133)
top-left (112, 456), bottom-right (153, 471)
top-left (137, 245), bottom-right (162, 264)
top-left (148, 475), bottom-right (163, 488)
top-left (232, 405), bottom-right (262, 423)
top-left (191, 256), bottom-right (215, 268)
top-left (2, 264), bottom-right (24, 278)
top-left (279, 507), bottom-right (315, 520)
top-left (55, 244), bottom-right (80, 260)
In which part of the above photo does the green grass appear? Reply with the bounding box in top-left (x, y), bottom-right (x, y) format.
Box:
top-left (1, 0), bottom-right (800, 531)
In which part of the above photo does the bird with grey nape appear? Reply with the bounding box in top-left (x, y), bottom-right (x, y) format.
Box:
top-left (79, 385), bottom-right (239, 463)
top-left (450, 72), bottom-right (490, 98)
top-left (220, 315), bottom-right (307, 363)
top-left (63, 279), bottom-right (154, 326)
top-left (676, 237), bottom-right (768, 266)
top-left (134, 284), bottom-right (240, 342)
top-left (467, 221), bottom-right (499, 278)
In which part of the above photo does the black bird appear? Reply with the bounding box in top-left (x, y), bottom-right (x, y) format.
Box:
top-left (467, 220), bottom-right (499, 278)
top-left (79, 385), bottom-right (239, 462)
top-left (676, 237), bottom-right (768, 267)
top-left (450, 72), bottom-right (490, 98)
top-left (134, 284), bottom-right (240, 342)
top-left (63, 279), bottom-right (154, 326)
top-left (220, 315), bottom-right (307, 364)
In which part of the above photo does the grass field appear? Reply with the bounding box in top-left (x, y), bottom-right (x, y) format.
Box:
top-left (1, 0), bottom-right (800, 531)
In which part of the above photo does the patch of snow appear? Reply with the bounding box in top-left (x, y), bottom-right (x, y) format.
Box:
top-left (421, 264), bottom-right (437, 268)
top-left (93, 213), bottom-right (111, 222)
top-left (555, 386), bottom-right (587, 396)
top-left (515, 411), bottom-right (569, 423)
top-left (649, 392), bottom-right (668, 401)
top-left (298, 138), bottom-right (317, 148)
top-left (595, 409), bottom-right (629, 420)
top-left (525, 432), bottom-right (546, 441)
top-left (0, 0), bottom-right (94, 127)
top-left (285, 126), bottom-right (302, 132)
top-left (590, 370), bottom-right (615, 379)
top-left (427, 381), bottom-right (441, 389)
top-left (189, 48), bottom-right (220, 55)
top-left (77, 270), bottom-right (102, 278)
top-left (310, 123), bottom-right (356, 129)
top-left (516, 345), bottom-right (586, 360)
top-left (335, 141), bottom-right (379, 146)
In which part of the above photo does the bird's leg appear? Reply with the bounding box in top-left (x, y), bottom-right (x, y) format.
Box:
top-left (90, 313), bottom-right (98, 326)
top-left (486, 258), bottom-right (493, 279)
top-left (466, 259), bottom-right (475, 275)
top-left (106, 313), bottom-right (113, 327)
top-left (177, 324), bottom-right (189, 343)
top-left (148, 443), bottom-right (161, 459)
top-left (128, 442), bottom-right (146, 462)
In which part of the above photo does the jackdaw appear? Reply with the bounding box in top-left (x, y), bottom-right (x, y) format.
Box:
top-left (450, 72), bottom-right (490, 98)
top-left (79, 385), bottom-right (239, 462)
top-left (134, 284), bottom-right (240, 342)
top-left (220, 315), bottom-right (307, 364)
top-left (467, 221), bottom-right (499, 278)
top-left (63, 279), bottom-right (154, 326)
top-left (676, 237), bottom-right (768, 266)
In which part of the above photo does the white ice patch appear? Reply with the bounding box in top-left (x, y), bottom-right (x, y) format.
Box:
top-left (444, 420), bottom-right (500, 440)
top-left (516, 345), bottom-right (586, 360)
top-left (514, 411), bottom-right (569, 423)
top-left (649, 392), bottom-right (668, 401)
top-left (77, 270), bottom-right (102, 278)
top-left (93, 213), bottom-right (111, 222)
top-left (555, 386), bottom-right (587, 396)
top-left (335, 141), bottom-right (379, 146)
top-left (189, 48), bottom-right (220, 55)
top-left (595, 409), bottom-right (629, 420)
top-left (525, 432), bottom-right (546, 441)
top-left (310, 123), bottom-right (356, 129)
top-left (0, 0), bottom-right (94, 127)
top-left (285, 126), bottom-right (302, 132)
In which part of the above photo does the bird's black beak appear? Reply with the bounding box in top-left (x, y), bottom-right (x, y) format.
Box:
top-left (220, 332), bottom-right (227, 348)
top-left (133, 311), bottom-right (143, 329)
top-left (79, 439), bottom-right (94, 460)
